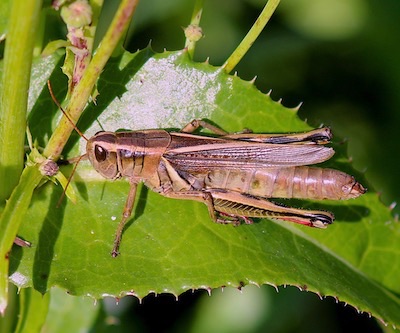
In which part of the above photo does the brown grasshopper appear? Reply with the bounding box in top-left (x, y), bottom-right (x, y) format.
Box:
top-left (46, 83), bottom-right (367, 257)
top-left (74, 119), bottom-right (365, 257)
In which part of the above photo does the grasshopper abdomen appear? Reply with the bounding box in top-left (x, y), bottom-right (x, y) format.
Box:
top-left (205, 167), bottom-right (366, 200)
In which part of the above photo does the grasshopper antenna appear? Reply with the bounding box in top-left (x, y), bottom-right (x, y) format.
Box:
top-left (47, 80), bottom-right (88, 142)
top-left (56, 153), bottom-right (86, 208)
top-left (47, 80), bottom-right (88, 206)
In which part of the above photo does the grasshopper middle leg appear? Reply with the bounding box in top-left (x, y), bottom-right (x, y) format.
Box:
top-left (180, 119), bottom-right (332, 145)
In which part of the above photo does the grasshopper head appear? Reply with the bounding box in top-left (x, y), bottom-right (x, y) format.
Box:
top-left (87, 132), bottom-right (120, 180)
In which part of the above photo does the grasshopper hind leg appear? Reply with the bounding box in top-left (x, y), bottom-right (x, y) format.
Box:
top-left (215, 212), bottom-right (254, 226)
top-left (206, 190), bottom-right (334, 228)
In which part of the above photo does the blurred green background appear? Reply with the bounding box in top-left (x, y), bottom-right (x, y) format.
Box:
top-left (80, 0), bottom-right (396, 332)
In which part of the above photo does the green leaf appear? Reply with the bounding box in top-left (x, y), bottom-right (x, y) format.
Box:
top-left (41, 287), bottom-right (99, 333)
top-left (0, 165), bottom-right (43, 314)
top-left (0, 1), bottom-right (10, 38)
top-left (10, 49), bottom-right (400, 327)
top-left (14, 288), bottom-right (49, 333)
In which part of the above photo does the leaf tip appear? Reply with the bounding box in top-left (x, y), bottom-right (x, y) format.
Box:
top-left (266, 282), bottom-right (279, 293)
top-left (292, 101), bottom-right (303, 113)
top-left (296, 284), bottom-right (307, 292)
top-left (249, 281), bottom-right (260, 288)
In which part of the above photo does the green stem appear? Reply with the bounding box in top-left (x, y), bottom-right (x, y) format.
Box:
top-left (0, 0), bottom-right (43, 202)
top-left (185, 0), bottom-right (204, 58)
top-left (0, 165), bottom-right (43, 315)
top-left (223, 0), bottom-right (280, 73)
top-left (43, 0), bottom-right (140, 159)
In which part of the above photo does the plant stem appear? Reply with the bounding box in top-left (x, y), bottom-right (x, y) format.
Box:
top-left (185, 0), bottom-right (204, 58)
top-left (223, 0), bottom-right (280, 74)
top-left (0, 0), bottom-right (43, 202)
top-left (43, 0), bottom-right (140, 160)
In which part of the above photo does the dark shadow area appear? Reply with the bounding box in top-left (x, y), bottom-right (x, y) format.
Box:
top-left (72, 178), bottom-right (89, 202)
top-left (73, 175), bottom-right (89, 202)
top-left (89, 287), bottom-right (383, 333)
top-left (90, 290), bottom-right (204, 333)
top-left (124, 185), bottom-right (149, 231)
top-left (272, 198), bottom-right (369, 224)
top-left (9, 243), bottom-right (25, 275)
top-left (27, 56), bottom-right (68, 148)
top-left (32, 186), bottom-right (67, 294)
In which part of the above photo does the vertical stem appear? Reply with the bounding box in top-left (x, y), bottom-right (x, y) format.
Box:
top-left (185, 0), bottom-right (204, 58)
top-left (0, 0), bottom-right (43, 202)
top-left (43, 0), bottom-right (140, 160)
top-left (223, 0), bottom-right (280, 73)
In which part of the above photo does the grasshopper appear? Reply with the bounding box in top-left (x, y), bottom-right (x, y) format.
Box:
top-left (74, 118), bottom-right (365, 257)
top-left (47, 83), bottom-right (366, 257)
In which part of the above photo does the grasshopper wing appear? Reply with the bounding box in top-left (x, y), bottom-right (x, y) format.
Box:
top-left (165, 140), bottom-right (335, 171)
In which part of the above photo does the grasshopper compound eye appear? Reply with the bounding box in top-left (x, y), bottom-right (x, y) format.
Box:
top-left (94, 145), bottom-right (107, 162)
top-left (86, 132), bottom-right (120, 180)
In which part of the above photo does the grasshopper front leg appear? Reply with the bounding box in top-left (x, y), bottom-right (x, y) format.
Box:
top-left (206, 189), bottom-right (334, 229)
top-left (112, 181), bottom-right (138, 257)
